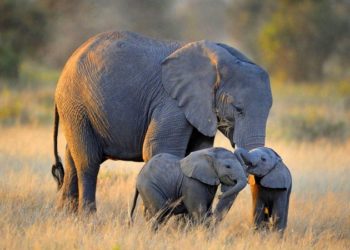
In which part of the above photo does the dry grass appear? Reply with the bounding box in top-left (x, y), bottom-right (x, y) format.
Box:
top-left (0, 126), bottom-right (349, 249)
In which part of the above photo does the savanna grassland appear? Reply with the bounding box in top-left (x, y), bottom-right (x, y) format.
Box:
top-left (1, 76), bottom-right (350, 249)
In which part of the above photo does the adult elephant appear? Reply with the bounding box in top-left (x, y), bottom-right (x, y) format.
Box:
top-left (51, 31), bottom-right (272, 213)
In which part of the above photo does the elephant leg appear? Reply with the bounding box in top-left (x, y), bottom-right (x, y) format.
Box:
top-left (253, 201), bottom-right (266, 229)
top-left (65, 120), bottom-right (103, 214)
top-left (250, 183), bottom-right (264, 228)
top-left (214, 194), bottom-right (237, 223)
top-left (152, 204), bottom-right (174, 231)
top-left (143, 206), bottom-right (151, 221)
top-left (77, 164), bottom-right (101, 214)
top-left (189, 205), bottom-right (211, 226)
top-left (184, 196), bottom-right (212, 225)
top-left (282, 190), bottom-right (291, 230)
top-left (139, 186), bottom-right (171, 230)
top-left (272, 194), bottom-right (289, 231)
top-left (142, 104), bottom-right (193, 161)
top-left (185, 129), bottom-right (214, 155)
top-left (58, 146), bottom-right (79, 212)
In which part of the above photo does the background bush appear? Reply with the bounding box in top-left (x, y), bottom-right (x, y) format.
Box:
top-left (281, 111), bottom-right (347, 141)
top-left (0, 0), bottom-right (48, 78)
top-left (266, 81), bottom-right (350, 142)
top-left (0, 0), bottom-right (349, 81)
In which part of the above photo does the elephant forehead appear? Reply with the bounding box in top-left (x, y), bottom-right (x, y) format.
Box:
top-left (249, 147), bottom-right (265, 154)
top-left (212, 147), bottom-right (235, 158)
top-left (220, 157), bottom-right (242, 167)
top-left (250, 149), bottom-right (269, 161)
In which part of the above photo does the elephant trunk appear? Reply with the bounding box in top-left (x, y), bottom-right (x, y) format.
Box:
top-left (220, 179), bottom-right (247, 199)
top-left (232, 115), bottom-right (268, 150)
top-left (233, 135), bottom-right (265, 151)
top-left (235, 147), bottom-right (253, 166)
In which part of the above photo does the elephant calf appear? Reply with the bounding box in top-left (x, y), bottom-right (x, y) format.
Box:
top-left (129, 148), bottom-right (247, 229)
top-left (238, 147), bottom-right (292, 232)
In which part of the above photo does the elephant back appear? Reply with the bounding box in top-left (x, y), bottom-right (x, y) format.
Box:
top-left (143, 153), bottom-right (181, 172)
top-left (55, 31), bottom-right (184, 148)
top-left (57, 31), bottom-right (182, 94)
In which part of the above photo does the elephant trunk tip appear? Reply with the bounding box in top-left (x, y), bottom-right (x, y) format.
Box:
top-left (51, 160), bottom-right (64, 191)
top-left (220, 180), bottom-right (247, 199)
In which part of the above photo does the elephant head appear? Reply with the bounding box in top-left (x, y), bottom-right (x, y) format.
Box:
top-left (180, 148), bottom-right (247, 199)
top-left (162, 41), bottom-right (272, 150)
top-left (237, 147), bottom-right (291, 189)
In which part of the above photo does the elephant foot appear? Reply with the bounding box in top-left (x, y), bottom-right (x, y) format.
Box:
top-left (56, 194), bottom-right (78, 214)
top-left (151, 221), bottom-right (160, 232)
top-left (254, 225), bottom-right (267, 232)
top-left (78, 201), bottom-right (97, 215)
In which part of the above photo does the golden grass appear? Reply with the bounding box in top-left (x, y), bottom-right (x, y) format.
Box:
top-left (0, 126), bottom-right (349, 249)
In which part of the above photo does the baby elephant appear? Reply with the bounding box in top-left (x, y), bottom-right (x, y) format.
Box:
top-left (130, 148), bottom-right (247, 229)
top-left (238, 147), bottom-right (292, 232)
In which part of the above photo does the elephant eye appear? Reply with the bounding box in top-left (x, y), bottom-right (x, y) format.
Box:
top-left (233, 105), bottom-right (244, 115)
top-left (225, 165), bottom-right (231, 169)
top-left (261, 157), bottom-right (266, 162)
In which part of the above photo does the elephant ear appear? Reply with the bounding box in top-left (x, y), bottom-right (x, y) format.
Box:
top-left (267, 147), bottom-right (283, 161)
top-left (162, 41), bottom-right (229, 137)
top-left (180, 150), bottom-right (220, 186)
top-left (260, 162), bottom-right (291, 189)
top-left (216, 43), bottom-right (254, 64)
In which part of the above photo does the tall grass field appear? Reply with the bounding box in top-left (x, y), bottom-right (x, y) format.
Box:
top-left (0, 127), bottom-right (349, 249)
top-left (0, 79), bottom-right (349, 249)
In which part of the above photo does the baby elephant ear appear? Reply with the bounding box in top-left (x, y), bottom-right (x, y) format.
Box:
top-left (268, 147), bottom-right (283, 161)
top-left (260, 162), bottom-right (292, 189)
top-left (180, 150), bottom-right (220, 186)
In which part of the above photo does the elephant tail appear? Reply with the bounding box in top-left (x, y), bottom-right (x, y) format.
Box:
top-left (129, 188), bottom-right (139, 225)
top-left (51, 104), bottom-right (64, 191)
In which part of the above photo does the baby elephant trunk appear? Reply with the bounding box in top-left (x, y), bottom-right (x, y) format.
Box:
top-left (220, 179), bottom-right (247, 199)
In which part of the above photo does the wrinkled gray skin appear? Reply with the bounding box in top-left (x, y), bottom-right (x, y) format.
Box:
top-left (51, 31), bottom-right (272, 213)
top-left (238, 147), bottom-right (292, 232)
top-left (129, 148), bottom-right (247, 229)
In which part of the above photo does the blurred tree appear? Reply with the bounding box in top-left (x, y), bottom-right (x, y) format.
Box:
top-left (2, 0), bottom-right (348, 82)
top-left (41, 0), bottom-right (179, 67)
top-left (228, 0), bottom-right (275, 58)
top-left (259, 0), bottom-right (349, 81)
top-left (173, 0), bottom-right (228, 41)
top-left (0, 0), bottom-right (48, 78)
top-left (114, 0), bottom-right (179, 39)
top-left (228, 0), bottom-right (350, 81)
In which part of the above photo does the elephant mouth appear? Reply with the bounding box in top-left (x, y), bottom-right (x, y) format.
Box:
top-left (247, 168), bottom-right (269, 178)
top-left (246, 165), bottom-right (261, 175)
top-left (227, 175), bottom-right (237, 184)
top-left (246, 164), bottom-right (255, 170)
top-left (220, 178), bottom-right (247, 195)
top-left (220, 175), bottom-right (236, 186)
top-left (242, 159), bottom-right (258, 172)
